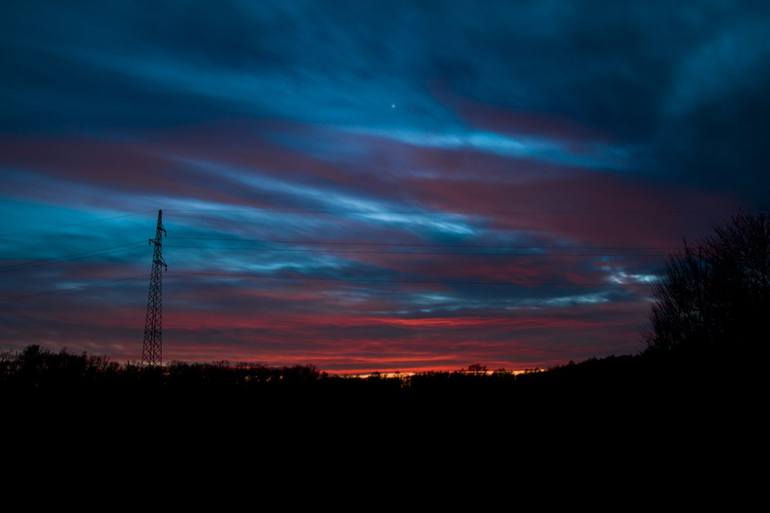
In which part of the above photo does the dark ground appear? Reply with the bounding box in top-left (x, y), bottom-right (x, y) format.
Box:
top-left (2, 344), bottom-right (764, 487)
top-left (2, 344), bottom-right (762, 422)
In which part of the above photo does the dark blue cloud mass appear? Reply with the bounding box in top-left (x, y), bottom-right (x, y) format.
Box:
top-left (0, 1), bottom-right (767, 370)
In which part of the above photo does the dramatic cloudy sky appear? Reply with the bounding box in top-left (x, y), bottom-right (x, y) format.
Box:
top-left (1, 1), bottom-right (768, 371)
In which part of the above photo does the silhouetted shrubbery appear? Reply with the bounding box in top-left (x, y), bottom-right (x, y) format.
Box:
top-left (648, 211), bottom-right (770, 362)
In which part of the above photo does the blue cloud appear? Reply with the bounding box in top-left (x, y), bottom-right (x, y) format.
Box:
top-left (1, 0), bottom-right (767, 368)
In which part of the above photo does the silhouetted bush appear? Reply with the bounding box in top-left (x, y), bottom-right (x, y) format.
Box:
top-left (647, 211), bottom-right (770, 360)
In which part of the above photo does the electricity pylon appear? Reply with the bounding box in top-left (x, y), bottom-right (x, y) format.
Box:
top-left (141, 209), bottom-right (167, 366)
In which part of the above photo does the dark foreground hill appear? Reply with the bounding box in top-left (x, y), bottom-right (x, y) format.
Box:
top-left (2, 344), bottom-right (764, 474)
top-left (2, 344), bottom-right (762, 418)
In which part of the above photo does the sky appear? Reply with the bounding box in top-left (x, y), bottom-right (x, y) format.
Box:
top-left (1, 0), bottom-right (768, 372)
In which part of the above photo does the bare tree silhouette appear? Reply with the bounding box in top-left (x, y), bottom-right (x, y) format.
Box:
top-left (648, 211), bottom-right (770, 357)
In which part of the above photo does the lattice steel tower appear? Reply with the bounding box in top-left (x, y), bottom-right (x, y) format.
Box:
top-left (141, 209), bottom-right (167, 366)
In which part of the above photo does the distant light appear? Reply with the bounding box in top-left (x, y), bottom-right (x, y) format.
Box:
top-left (391, 103), bottom-right (396, 109)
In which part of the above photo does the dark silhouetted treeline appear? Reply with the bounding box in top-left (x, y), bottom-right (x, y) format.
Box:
top-left (2, 343), bottom-right (763, 459)
top-left (1, 343), bottom-right (760, 409)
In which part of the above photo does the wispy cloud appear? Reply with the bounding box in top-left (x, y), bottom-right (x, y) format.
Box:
top-left (1, 0), bottom-right (765, 370)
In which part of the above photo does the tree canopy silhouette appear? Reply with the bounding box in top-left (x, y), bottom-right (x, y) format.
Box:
top-left (647, 211), bottom-right (770, 358)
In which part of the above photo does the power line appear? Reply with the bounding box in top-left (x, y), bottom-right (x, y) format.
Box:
top-left (0, 241), bottom-right (147, 273)
top-left (166, 245), bottom-right (670, 257)
top-left (164, 207), bottom-right (719, 215)
top-left (0, 211), bottom-right (152, 240)
top-left (169, 235), bottom-right (678, 249)
top-left (168, 269), bottom-right (656, 288)
top-left (1, 271), bottom-right (652, 301)
top-left (166, 235), bottom-right (676, 256)
top-left (0, 240), bottom-right (672, 277)
top-left (2, 264), bottom-right (654, 302)
top-left (5, 274), bottom-right (146, 302)
top-left (0, 235), bottom-right (676, 275)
